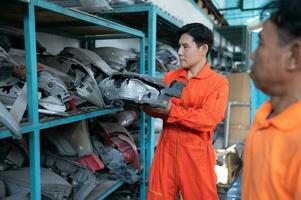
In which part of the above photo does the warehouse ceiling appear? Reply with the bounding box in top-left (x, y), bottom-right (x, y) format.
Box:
top-left (214, 0), bottom-right (272, 26)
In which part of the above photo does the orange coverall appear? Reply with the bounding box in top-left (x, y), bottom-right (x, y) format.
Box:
top-left (147, 64), bottom-right (229, 200)
top-left (242, 100), bottom-right (301, 200)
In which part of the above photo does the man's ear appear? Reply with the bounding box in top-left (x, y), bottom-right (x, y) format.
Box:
top-left (286, 42), bottom-right (301, 71)
top-left (198, 44), bottom-right (208, 56)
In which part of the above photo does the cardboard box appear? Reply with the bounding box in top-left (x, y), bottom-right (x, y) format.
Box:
top-left (226, 73), bottom-right (251, 146)
top-left (227, 73), bottom-right (251, 102)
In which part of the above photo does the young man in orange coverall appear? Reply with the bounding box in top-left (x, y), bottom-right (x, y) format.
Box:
top-left (142, 23), bottom-right (229, 200)
top-left (242, 0), bottom-right (301, 199)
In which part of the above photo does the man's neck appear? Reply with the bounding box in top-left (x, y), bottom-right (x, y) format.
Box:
top-left (188, 59), bottom-right (207, 79)
top-left (270, 86), bottom-right (301, 117)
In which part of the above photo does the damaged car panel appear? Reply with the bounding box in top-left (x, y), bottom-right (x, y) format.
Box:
top-left (93, 47), bottom-right (137, 71)
top-left (60, 47), bottom-right (117, 76)
top-left (99, 72), bottom-right (185, 108)
top-left (0, 168), bottom-right (72, 200)
top-left (38, 71), bottom-right (71, 103)
top-left (60, 56), bottom-right (105, 107)
top-left (42, 120), bottom-right (93, 157)
top-left (0, 101), bottom-right (20, 139)
top-left (39, 96), bottom-right (67, 113)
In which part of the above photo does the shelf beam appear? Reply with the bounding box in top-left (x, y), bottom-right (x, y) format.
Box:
top-left (33, 0), bottom-right (144, 38)
top-left (39, 107), bottom-right (122, 130)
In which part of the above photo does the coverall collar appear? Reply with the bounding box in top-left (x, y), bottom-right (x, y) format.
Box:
top-left (256, 100), bottom-right (301, 131)
top-left (179, 63), bottom-right (212, 80)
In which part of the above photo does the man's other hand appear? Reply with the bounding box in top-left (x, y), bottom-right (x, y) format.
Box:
top-left (140, 101), bottom-right (171, 118)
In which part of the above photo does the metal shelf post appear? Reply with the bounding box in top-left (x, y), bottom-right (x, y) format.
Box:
top-left (23, 2), bottom-right (41, 200)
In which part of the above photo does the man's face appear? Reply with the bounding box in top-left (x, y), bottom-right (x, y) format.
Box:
top-left (178, 33), bottom-right (206, 69)
top-left (250, 20), bottom-right (290, 95)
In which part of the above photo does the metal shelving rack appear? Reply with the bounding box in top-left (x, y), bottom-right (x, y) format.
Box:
top-left (0, 1), bottom-right (145, 200)
top-left (98, 4), bottom-right (183, 199)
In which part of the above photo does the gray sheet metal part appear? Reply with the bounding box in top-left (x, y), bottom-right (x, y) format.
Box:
top-left (115, 110), bottom-right (139, 128)
top-left (0, 168), bottom-right (72, 200)
top-left (38, 54), bottom-right (73, 74)
top-left (99, 72), bottom-right (169, 107)
top-left (39, 96), bottom-right (67, 112)
top-left (0, 101), bottom-right (20, 139)
top-left (0, 76), bottom-right (19, 87)
top-left (93, 47), bottom-right (137, 71)
top-left (76, 76), bottom-right (104, 107)
top-left (58, 120), bottom-right (93, 157)
top-left (0, 46), bottom-right (19, 68)
top-left (99, 72), bottom-right (185, 108)
top-left (110, 0), bottom-right (135, 6)
top-left (38, 71), bottom-right (71, 103)
top-left (10, 83), bottom-right (27, 124)
top-left (0, 84), bottom-right (21, 106)
top-left (156, 43), bottom-right (180, 70)
top-left (43, 127), bottom-right (77, 157)
top-left (60, 47), bottom-right (117, 76)
top-left (97, 121), bottom-right (134, 141)
top-left (0, 180), bottom-right (5, 198)
top-left (79, 0), bottom-right (112, 11)
top-left (72, 169), bottom-right (97, 200)
top-left (59, 56), bottom-right (105, 107)
top-left (93, 140), bottom-right (139, 184)
top-left (10, 49), bottom-right (72, 84)
top-left (42, 120), bottom-right (93, 157)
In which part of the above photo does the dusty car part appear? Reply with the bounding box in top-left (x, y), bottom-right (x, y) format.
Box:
top-left (127, 57), bottom-right (168, 73)
top-left (38, 71), bottom-right (71, 103)
top-left (0, 168), bottom-right (72, 200)
top-left (156, 43), bottom-right (180, 71)
top-left (60, 47), bottom-right (117, 76)
top-left (110, 0), bottom-right (135, 6)
top-left (41, 153), bottom-right (79, 176)
top-left (79, 0), bottom-right (112, 11)
top-left (93, 120), bottom-right (140, 174)
top-left (72, 168), bottom-right (97, 200)
top-left (0, 180), bottom-right (5, 198)
top-left (115, 110), bottom-right (139, 128)
top-left (76, 153), bottom-right (105, 172)
top-left (0, 46), bottom-right (19, 68)
top-left (95, 121), bottom-right (140, 170)
top-left (43, 120), bottom-right (93, 157)
top-left (60, 56), bottom-right (105, 107)
top-left (99, 72), bottom-right (185, 108)
top-left (0, 83), bottom-right (26, 139)
top-left (99, 72), bottom-right (165, 107)
top-left (165, 80), bottom-right (186, 98)
top-left (9, 83), bottom-right (27, 138)
top-left (93, 139), bottom-right (140, 184)
top-left (38, 54), bottom-right (72, 74)
top-left (39, 96), bottom-right (66, 112)
top-left (0, 142), bottom-right (27, 170)
top-left (0, 76), bottom-right (19, 87)
top-left (93, 47), bottom-right (137, 71)
top-left (0, 26), bottom-right (46, 53)
top-left (10, 49), bottom-right (72, 83)
top-left (0, 84), bottom-right (21, 106)
top-left (40, 151), bottom-right (99, 199)
top-left (0, 101), bottom-right (20, 139)
top-left (43, 129), bottom-right (76, 157)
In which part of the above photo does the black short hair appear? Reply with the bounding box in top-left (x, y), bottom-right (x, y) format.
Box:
top-left (265, 0), bottom-right (301, 45)
top-left (178, 23), bottom-right (213, 57)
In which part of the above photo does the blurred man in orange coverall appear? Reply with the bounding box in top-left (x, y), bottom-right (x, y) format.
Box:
top-left (142, 23), bottom-right (229, 200)
top-left (242, 0), bottom-right (301, 199)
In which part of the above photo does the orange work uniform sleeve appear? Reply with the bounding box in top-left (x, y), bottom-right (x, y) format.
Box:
top-left (166, 82), bottom-right (229, 132)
